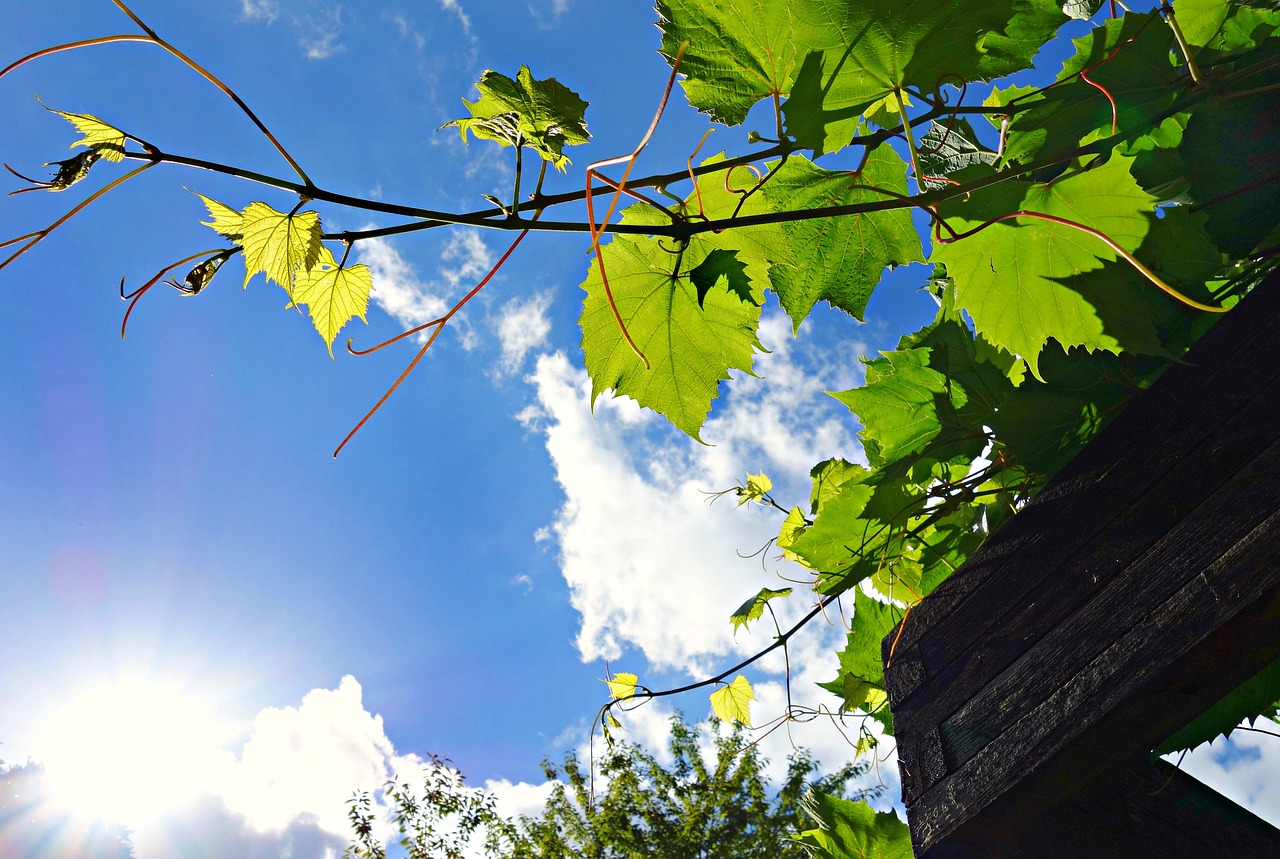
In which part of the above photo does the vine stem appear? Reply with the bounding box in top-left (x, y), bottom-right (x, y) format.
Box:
top-left (0, 162), bottom-right (157, 271)
top-left (0, 3), bottom-right (312, 186)
top-left (935, 209), bottom-right (1227, 313)
top-left (1161, 0), bottom-right (1203, 86)
top-left (332, 229), bottom-right (529, 458)
top-left (119, 247), bottom-right (231, 337)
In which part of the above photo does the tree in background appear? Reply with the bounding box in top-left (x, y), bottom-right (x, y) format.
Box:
top-left (0, 759), bottom-right (134, 859)
top-left (346, 715), bottom-right (883, 858)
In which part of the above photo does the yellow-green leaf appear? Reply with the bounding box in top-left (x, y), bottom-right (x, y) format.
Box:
top-left (239, 202), bottom-right (322, 293)
top-left (736, 471), bottom-right (773, 506)
top-left (193, 191), bottom-right (244, 241)
top-left (709, 675), bottom-right (754, 724)
top-left (730, 587), bottom-right (792, 636)
top-left (604, 672), bottom-right (638, 700)
top-left (42, 100), bottom-right (126, 162)
top-left (290, 247), bottom-right (373, 356)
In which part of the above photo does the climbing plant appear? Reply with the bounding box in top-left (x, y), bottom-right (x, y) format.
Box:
top-left (5, 1), bottom-right (1280, 853)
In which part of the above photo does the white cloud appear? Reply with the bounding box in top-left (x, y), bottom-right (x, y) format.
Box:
top-left (493, 292), bottom-right (552, 378)
top-left (299, 6), bottom-right (346, 60)
top-left (518, 309), bottom-right (866, 674)
top-left (386, 12), bottom-right (426, 51)
top-left (1173, 718), bottom-right (1280, 827)
top-left (437, 0), bottom-right (476, 41)
top-left (527, 0), bottom-right (570, 28)
top-left (55, 676), bottom-right (480, 859)
top-left (357, 229), bottom-right (494, 349)
top-left (239, 0), bottom-right (280, 23)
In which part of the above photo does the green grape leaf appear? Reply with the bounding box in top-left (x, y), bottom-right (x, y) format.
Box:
top-left (689, 249), bottom-right (755, 307)
top-left (737, 471), bottom-right (773, 505)
top-left (661, 0), bottom-right (1062, 152)
top-left (730, 587), bottom-right (792, 636)
top-left (826, 590), bottom-right (901, 690)
top-left (443, 66), bottom-right (589, 170)
top-left (192, 191), bottom-right (244, 241)
top-left (784, 481), bottom-right (876, 576)
top-left (988, 344), bottom-right (1131, 474)
top-left (238, 202), bottom-right (323, 293)
top-left (918, 118), bottom-right (997, 191)
top-left (931, 153), bottom-right (1160, 378)
top-left (763, 150), bottom-right (923, 331)
top-left (809, 459), bottom-right (869, 515)
top-left (830, 348), bottom-right (965, 465)
top-left (1173, 0), bottom-right (1280, 51)
top-left (1064, 0), bottom-right (1104, 20)
top-left (580, 232), bottom-right (763, 439)
top-left (777, 506), bottom-right (809, 565)
top-left (655, 0), bottom-right (802, 126)
top-left (42, 100), bottom-right (126, 162)
top-left (290, 246), bottom-right (373, 357)
top-left (795, 790), bottom-right (912, 859)
top-left (1156, 658), bottom-right (1280, 754)
top-left (999, 12), bottom-right (1178, 165)
top-left (709, 675), bottom-right (754, 724)
top-left (1180, 79), bottom-right (1280, 257)
top-left (604, 672), bottom-right (639, 700)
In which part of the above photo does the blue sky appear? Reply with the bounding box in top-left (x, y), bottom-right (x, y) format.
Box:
top-left (1, 1), bottom-right (1276, 855)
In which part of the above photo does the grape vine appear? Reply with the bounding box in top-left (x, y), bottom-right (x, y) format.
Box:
top-left (5, 1), bottom-right (1280, 853)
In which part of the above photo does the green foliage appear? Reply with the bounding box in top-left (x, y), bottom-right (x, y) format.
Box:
top-left (494, 715), bottom-right (883, 859)
top-left (443, 66), bottom-right (590, 170)
top-left (8, 1), bottom-right (1280, 850)
top-left (1155, 658), bottom-right (1280, 755)
top-left (730, 586), bottom-right (792, 635)
top-left (794, 789), bottom-right (911, 859)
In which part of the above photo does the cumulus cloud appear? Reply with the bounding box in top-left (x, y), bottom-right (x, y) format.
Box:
top-left (358, 229), bottom-right (494, 348)
top-left (493, 292), bottom-right (552, 378)
top-left (518, 310), bottom-right (866, 674)
top-left (103, 676), bottom-right (469, 858)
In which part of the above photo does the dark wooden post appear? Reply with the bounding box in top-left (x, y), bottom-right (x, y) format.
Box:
top-left (883, 270), bottom-right (1280, 857)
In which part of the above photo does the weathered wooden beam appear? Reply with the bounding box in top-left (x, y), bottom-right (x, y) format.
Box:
top-left (883, 270), bottom-right (1280, 856)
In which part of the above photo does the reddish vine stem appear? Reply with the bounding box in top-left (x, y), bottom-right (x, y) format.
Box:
top-left (333, 229), bottom-right (530, 458)
top-left (0, 162), bottom-right (157, 271)
top-left (1, 3), bottom-right (312, 186)
top-left (119, 247), bottom-right (232, 337)
top-left (583, 41), bottom-right (689, 370)
top-left (933, 209), bottom-right (1227, 313)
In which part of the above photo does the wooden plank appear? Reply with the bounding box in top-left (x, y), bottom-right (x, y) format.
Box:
top-left (940, 435), bottom-right (1280, 769)
top-left (908, 510), bottom-right (1280, 851)
top-left (925, 756), bottom-right (1280, 858)
top-left (891, 370), bottom-right (1280, 747)
top-left (886, 275), bottom-right (1280, 677)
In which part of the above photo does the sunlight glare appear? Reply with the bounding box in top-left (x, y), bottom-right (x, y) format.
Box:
top-left (36, 677), bottom-right (236, 826)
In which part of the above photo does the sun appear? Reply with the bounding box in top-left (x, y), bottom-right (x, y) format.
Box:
top-left (35, 677), bottom-right (236, 826)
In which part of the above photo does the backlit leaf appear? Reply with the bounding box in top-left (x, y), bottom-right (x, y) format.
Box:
top-left (709, 675), bottom-right (754, 724)
top-left (192, 191), bottom-right (244, 241)
top-left (795, 790), bottom-right (912, 859)
top-left (737, 471), bottom-right (772, 506)
top-left (730, 586), bottom-right (792, 635)
top-left (763, 150), bottom-right (923, 331)
top-left (580, 229), bottom-right (763, 439)
top-left (239, 202), bottom-right (322, 293)
top-left (43, 101), bottom-right (126, 162)
top-left (604, 672), bottom-right (639, 700)
top-left (931, 154), bottom-right (1160, 377)
top-left (444, 66), bottom-right (589, 170)
top-left (290, 246), bottom-right (373, 356)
